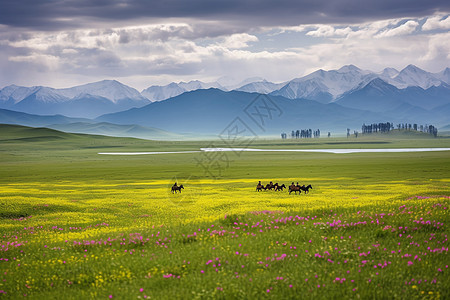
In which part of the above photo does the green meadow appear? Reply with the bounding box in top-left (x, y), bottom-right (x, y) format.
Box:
top-left (0, 124), bottom-right (449, 299)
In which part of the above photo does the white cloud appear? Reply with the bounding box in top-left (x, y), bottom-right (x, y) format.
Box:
top-left (422, 15), bottom-right (450, 31)
top-left (306, 25), bottom-right (335, 37)
top-left (218, 33), bottom-right (258, 49)
top-left (0, 13), bottom-right (448, 90)
top-left (420, 32), bottom-right (450, 62)
top-left (305, 25), bottom-right (352, 37)
top-left (375, 20), bottom-right (419, 38)
top-left (281, 18), bottom-right (406, 40)
top-left (62, 49), bottom-right (78, 54)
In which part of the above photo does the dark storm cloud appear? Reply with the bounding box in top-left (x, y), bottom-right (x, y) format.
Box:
top-left (1, 0), bottom-right (449, 31)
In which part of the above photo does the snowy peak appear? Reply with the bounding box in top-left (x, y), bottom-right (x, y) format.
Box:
top-left (435, 67), bottom-right (450, 84)
top-left (0, 85), bottom-right (69, 104)
top-left (141, 83), bottom-right (184, 102)
top-left (216, 76), bottom-right (264, 90)
top-left (178, 80), bottom-right (224, 92)
top-left (0, 80), bottom-right (151, 118)
top-left (30, 87), bottom-right (70, 103)
top-left (141, 80), bottom-right (224, 102)
top-left (380, 67), bottom-right (400, 78)
top-left (270, 64), bottom-right (449, 101)
top-left (0, 80), bottom-right (149, 104)
top-left (142, 77), bottom-right (278, 101)
top-left (235, 80), bottom-right (285, 94)
top-left (275, 65), bottom-right (370, 100)
top-left (58, 80), bottom-right (147, 103)
top-left (0, 85), bottom-right (38, 102)
top-left (337, 64), bottom-right (363, 73)
top-left (393, 65), bottom-right (442, 89)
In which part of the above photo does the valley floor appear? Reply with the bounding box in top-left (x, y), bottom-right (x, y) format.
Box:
top-left (0, 126), bottom-right (449, 299)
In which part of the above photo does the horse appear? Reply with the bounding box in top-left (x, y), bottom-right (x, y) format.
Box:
top-left (264, 181), bottom-right (274, 190)
top-left (171, 184), bottom-right (184, 193)
top-left (300, 184), bottom-right (313, 194)
top-left (289, 185), bottom-right (301, 194)
top-left (264, 183), bottom-right (276, 190)
top-left (275, 184), bottom-right (286, 191)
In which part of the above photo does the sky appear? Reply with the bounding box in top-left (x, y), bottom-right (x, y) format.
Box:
top-left (0, 0), bottom-right (449, 90)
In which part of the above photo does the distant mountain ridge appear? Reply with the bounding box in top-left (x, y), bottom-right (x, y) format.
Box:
top-left (270, 64), bottom-right (450, 102)
top-left (0, 80), bottom-right (150, 118)
top-left (1, 64), bottom-right (449, 137)
top-left (97, 88), bottom-right (387, 134)
top-left (141, 80), bottom-right (225, 102)
top-left (139, 64), bottom-right (450, 103)
top-left (97, 87), bottom-right (450, 135)
top-left (1, 65), bottom-right (448, 112)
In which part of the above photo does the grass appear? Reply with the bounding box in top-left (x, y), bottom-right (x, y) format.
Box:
top-left (0, 124), bottom-right (449, 299)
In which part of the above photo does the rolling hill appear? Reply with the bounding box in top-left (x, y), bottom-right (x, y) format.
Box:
top-left (0, 109), bottom-right (180, 140)
top-left (0, 108), bottom-right (92, 127)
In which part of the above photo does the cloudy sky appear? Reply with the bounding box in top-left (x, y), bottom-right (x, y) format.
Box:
top-left (0, 0), bottom-right (449, 90)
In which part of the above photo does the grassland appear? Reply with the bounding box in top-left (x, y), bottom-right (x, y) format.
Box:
top-left (0, 124), bottom-right (449, 299)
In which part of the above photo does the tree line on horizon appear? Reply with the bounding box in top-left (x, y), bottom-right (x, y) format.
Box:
top-left (280, 122), bottom-right (438, 139)
top-left (361, 122), bottom-right (438, 137)
top-left (281, 129), bottom-right (321, 139)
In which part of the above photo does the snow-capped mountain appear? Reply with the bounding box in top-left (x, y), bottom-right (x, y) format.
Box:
top-left (1, 64), bottom-right (449, 121)
top-left (140, 64), bottom-right (449, 104)
top-left (0, 80), bottom-right (150, 118)
top-left (141, 80), bottom-right (225, 101)
top-left (389, 64), bottom-right (444, 89)
top-left (216, 76), bottom-right (265, 90)
top-left (56, 80), bottom-right (148, 103)
top-left (0, 85), bottom-right (68, 104)
top-left (270, 65), bottom-right (372, 102)
top-left (270, 64), bottom-right (449, 102)
top-left (235, 80), bottom-right (286, 94)
top-left (178, 80), bottom-right (224, 91)
top-left (436, 68), bottom-right (450, 84)
top-left (141, 83), bottom-right (185, 102)
top-left (379, 67), bottom-right (400, 79)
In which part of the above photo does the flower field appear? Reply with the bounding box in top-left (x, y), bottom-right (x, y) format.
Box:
top-left (0, 177), bottom-right (448, 299)
top-left (0, 126), bottom-right (449, 299)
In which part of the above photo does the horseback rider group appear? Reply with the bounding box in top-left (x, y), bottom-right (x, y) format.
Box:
top-left (256, 180), bottom-right (312, 194)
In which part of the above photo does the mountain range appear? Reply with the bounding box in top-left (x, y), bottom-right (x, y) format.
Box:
top-left (97, 85), bottom-right (450, 135)
top-left (0, 80), bottom-right (150, 119)
top-left (1, 64), bottom-right (449, 137)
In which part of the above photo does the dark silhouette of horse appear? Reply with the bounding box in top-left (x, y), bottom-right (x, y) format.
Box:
top-left (264, 182), bottom-right (275, 190)
top-left (275, 184), bottom-right (286, 191)
top-left (266, 181), bottom-right (275, 190)
top-left (171, 185), bottom-right (184, 193)
top-left (300, 184), bottom-right (313, 194)
top-left (289, 184), bottom-right (301, 194)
